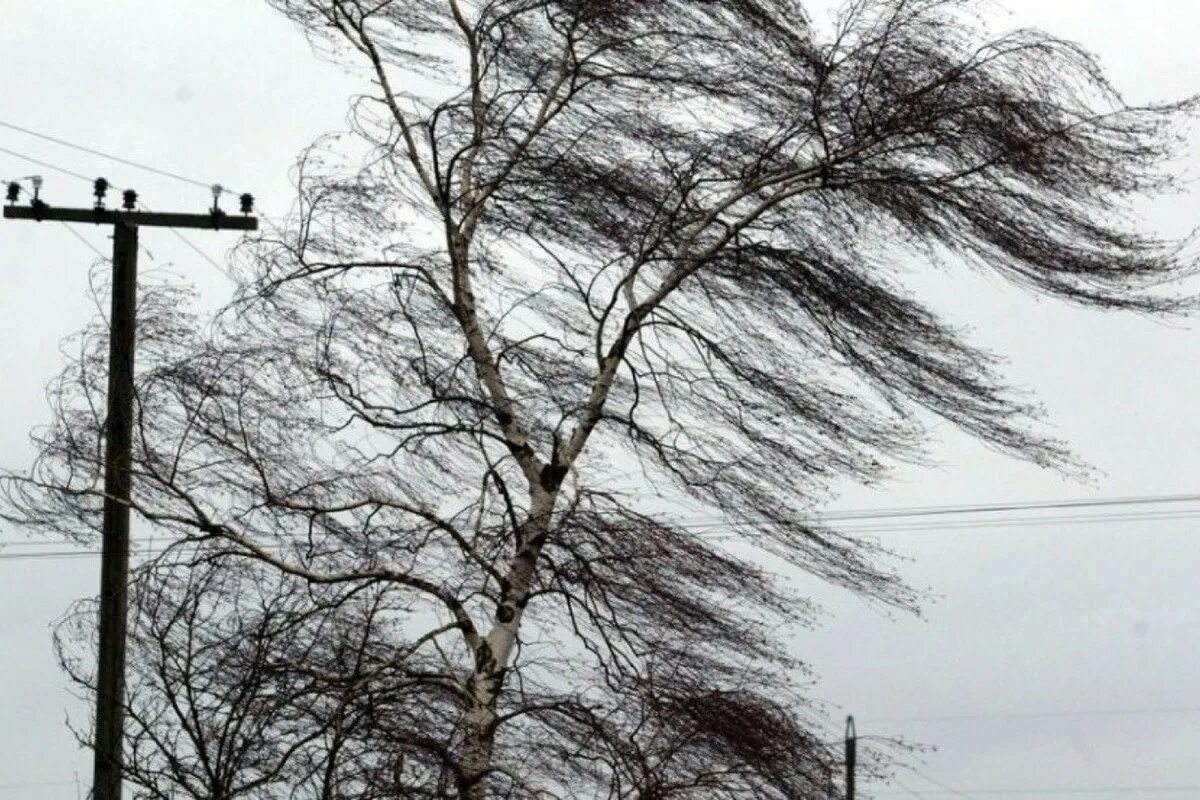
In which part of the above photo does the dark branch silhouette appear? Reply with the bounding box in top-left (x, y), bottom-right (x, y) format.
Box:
top-left (5, 0), bottom-right (1195, 797)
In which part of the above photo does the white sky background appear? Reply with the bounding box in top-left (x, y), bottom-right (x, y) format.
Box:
top-left (1, 1), bottom-right (1198, 797)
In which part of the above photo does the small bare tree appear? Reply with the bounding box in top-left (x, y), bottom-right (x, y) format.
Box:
top-left (57, 557), bottom-right (357, 800)
top-left (6, 0), bottom-right (1196, 796)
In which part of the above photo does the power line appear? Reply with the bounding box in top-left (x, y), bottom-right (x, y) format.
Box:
top-left (0, 145), bottom-right (94, 183)
top-left (790, 491), bottom-right (1200, 524)
top-left (165, 226), bottom-right (234, 280)
top-left (892, 779), bottom-right (932, 800)
top-left (0, 780), bottom-right (77, 791)
top-left (2, 505), bottom-right (1198, 557)
top-left (870, 786), bottom-right (1200, 796)
top-left (907, 766), bottom-right (975, 799)
top-left (0, 538), bottom-right (294, 562)
top-left (692, 509), bottom-right (1200, 541)
top-left (657, 492), bottom-right (1200, 537)
top-left (833, 508), bottom-right (1200, 533)
top-left (679, 506), bottom-right (1200, 540)
top-left (864, 705), bottom-right (1200, 725)
top-left (3, 490), bottom-right (1200, 561)
top-left (597, 492), bottom-right (1200, 534)
top-left (0, 550), bottom-right (142, 560)
top-left (58, 222), bottom-right (107, 260)
top-left (0, 118), bottom-right (234, 194)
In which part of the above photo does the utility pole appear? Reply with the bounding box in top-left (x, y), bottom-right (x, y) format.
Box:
top-left (4, 177), bottom-right (256, 800)
top-left (845, 715), bottom-right (857, 800)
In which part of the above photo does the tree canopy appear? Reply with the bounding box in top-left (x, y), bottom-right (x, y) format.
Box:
top-left (5, 1), bottom-right (1196, 797)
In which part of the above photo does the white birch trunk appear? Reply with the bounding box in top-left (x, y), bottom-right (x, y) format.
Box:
top-left (458, 489), bottom-right (556, 799)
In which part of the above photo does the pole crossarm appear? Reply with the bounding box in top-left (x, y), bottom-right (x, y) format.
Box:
top-left (4, 204), bottom-right (258, 230)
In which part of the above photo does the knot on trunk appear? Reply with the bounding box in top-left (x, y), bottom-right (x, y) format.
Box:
top-left (539, 463), bottom-right (567, 491)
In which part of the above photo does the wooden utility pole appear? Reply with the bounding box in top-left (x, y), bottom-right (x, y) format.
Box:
top-left (845, 715), bottom-right (857, 800)
top-left (4, 178), bottom-right (256, 800)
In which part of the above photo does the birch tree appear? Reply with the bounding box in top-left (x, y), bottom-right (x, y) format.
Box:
top-left (5, 0), bottom-right (1196, 797)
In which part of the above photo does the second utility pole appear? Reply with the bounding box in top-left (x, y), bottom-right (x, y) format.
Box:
top-left (845, 715), bottom-right (857, 800)
top-left (4, 178), bottom-right (256, 800)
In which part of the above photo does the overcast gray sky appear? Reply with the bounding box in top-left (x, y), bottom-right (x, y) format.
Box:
top-left (2, 2), bottom-right (1199, 798)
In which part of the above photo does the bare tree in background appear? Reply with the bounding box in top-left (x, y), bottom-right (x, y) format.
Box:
top-left (56, 556), bottom-right (415, 800)
top-left (5, 0), bottom-right (1196, 796)
top-left (59, 550), bottom-right (868, 799)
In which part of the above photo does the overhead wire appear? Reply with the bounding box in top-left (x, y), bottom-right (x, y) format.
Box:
top-left (552, 492), bottom-right (1200, 535)
top-left (864, 704), bottom-right (1200, 725)
top-left (0, 779), bottom-right (77, 791)
top-left (906, 766), bottom-right (976, 799)
top-left (871, 763), bottom-right (1200, 798)
top-left (2, 490), bottom-right (1200, 560)
top-left (661, 509), bottom-right (1200, 542)
top-left (58, 222), bottom-right (107, 260)
top-left (811, 509), bottom-right (1198, 537)
top-left (646, 501), bottom-right (1200, 541)
top-left (869, 786), bottom-right (1200, 796)
top-left (5, 509), bottom-right (1198, 557)
top-left (2, 502), bottom-right (1199, 552)
top-left (787, 491), bottom-right (1200, 523)
top-left (164, 227), bottom-right (234, 280)
top-left (656, 491), bottom-right (1200, 536)
top-left (0, 537), bottom-right (293, 562)
top-left (0, 144), bottom-right (94, 183)
top-left (0, 118), bottom-right (235, 194)
top-left (893, 779), bottom-right (932, 800)
top-left (831, 508), bottom-right (1200, 532)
